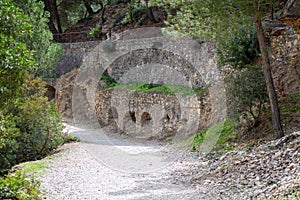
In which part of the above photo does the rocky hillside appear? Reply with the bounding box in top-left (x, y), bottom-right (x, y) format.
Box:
top-left (171, 131), bottom-right (300, 199)
top-left (57, 2), bottom-right (166, 43)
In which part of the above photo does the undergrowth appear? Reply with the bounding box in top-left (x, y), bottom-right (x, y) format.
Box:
top-left (0, 159), bottom-right (49, 200)
top-left (108, 82), bottom-right (207, 96)
top-left (192, 119), bottom-right (237, 153)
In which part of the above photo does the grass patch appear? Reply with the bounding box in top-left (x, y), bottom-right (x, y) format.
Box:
top-left (107, 82), bottom-right (207, 96)
top-left (0, 160), bottom-right (46, 200)
top-left (16, 160), bottom-right (48, 177)
top-left (62, 133), bottom-right (81, 144)
top-left (280, 92), bottom-right (300, 115)
top-left (192, 119), bottom-right (237, 152)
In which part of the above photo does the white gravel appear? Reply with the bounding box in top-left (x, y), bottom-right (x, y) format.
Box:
top-left (39, 125), bottom-right (218, 200)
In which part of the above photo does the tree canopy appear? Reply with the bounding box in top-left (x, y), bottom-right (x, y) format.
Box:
top-left (151, 0), bottom-right (284, 138)
top-left (0, 0), bottom-right (35, 105)
top-left (14, 0), bottom-right (63, 76)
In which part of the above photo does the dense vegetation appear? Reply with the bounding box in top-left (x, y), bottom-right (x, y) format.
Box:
top-left (0, 0), bottom-right (64, 198)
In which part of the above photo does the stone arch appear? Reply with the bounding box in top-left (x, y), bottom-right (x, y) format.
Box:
top-left (123, 111), bottom-right (136, 124)
top-left (106, 48), bottom-right (205, 89)
top-left (45, 85), bottom-right (56, 101)
top-left (107, 106), bottom-right (118, 124)
top-left (74, 27), bottom-right (226, 141)
top-left (140, 112), bottom-right (152, 127)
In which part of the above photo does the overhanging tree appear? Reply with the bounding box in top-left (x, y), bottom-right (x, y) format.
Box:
top-left (14, 0), bottom-right (63, 77)
top-left (151, 0), bottom-right (284, 138)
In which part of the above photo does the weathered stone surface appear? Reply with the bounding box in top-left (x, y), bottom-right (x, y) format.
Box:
top-left (267, 1), bottom-right (300, 95)
top-left (168, 131), bottom-right (300, 199)
top-left (269, 26), bottom-right (300, 95)
top-left (55, 68), bottom-right (78, 120)
top-left (95, 89), bottom-right (211, 140)
top-left (107, 49), bottom-right (205, 88)
top-left (55, 41), bottom-right (100, 76)
top-left (70, 27), bottom-right (226, 137)
top-left (279, 0), bottom-right (300, 27)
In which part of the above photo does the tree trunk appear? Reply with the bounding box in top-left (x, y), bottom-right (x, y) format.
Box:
top-left (253, 10), bottom-right (284, 139)
top-left (84, 0), bottom-right (94, 17)
top-left (100, 4), bottom-right (106, 24)
top-left (52, 0), bottom-right (62, 33)
top-left (43, 0), bottom-right (62, 33)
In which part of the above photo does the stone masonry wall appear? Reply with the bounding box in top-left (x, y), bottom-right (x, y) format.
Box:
top-left (268, 0), bottom-right (300, 95)
top-left (270, 26), bottom-right (300, 95)
top-left (55, 41), bottom-right (100, 76)
top-left (95, 89), bottom-right (211, 140)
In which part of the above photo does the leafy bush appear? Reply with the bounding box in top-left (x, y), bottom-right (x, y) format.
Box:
top-left (217, 25), bottom-right (260, 69)
top-left (14, 0), bottom-right (63, 77)
top-left (131, 5), bottom-right (147, 21)
top-left (225, 66), bottom-right (268, 128)
top-left (0, 1), bottom-right (63, 176)
top-left (0, 170), bottom-right (42, 200)
top-left (0, 76), bottom-right (64, 175)
top-left (0, 0), bottom-right (34, 106)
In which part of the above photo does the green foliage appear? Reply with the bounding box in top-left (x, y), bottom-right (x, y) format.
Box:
top-left (127, 0), bottom-right (147, 22)
top-left (217, 25), bottom-right (260, 69)
top-left (225, 66), bottom-right (268, 127)
top-left (191, 128), bottom-right (207, 151)
top-left (100, 70), bottom-right (117, 88)
top-left (14, 0), bottom-right (63, 76)
top-left (150, 0), bottom-right (278, 42)
top-left (0, 76), bottom-right (64, 175)
top-left (62, 133), bottom-right (81, 144)
top-left (280, 92), bottom-right (300, 115)
top-left (0, 0), bottom-right (35, 106)
top-left (131, 4), bottom-right (147, 21)
top-left (16, 160), bottom-right (48, 176)
top-left (106, 81), bottom-right (207, 96)
top-left (57, 0), bottom-right (85, 30)
top-left (0, 0), bottom-right (63, 176)
top-left (192, 119), bottom-right (237, 151)
top-left (99, 71), bottom-right (207, 96)
top-left (0, 170), bottom-right (42, 200)
top-left (88, 26), bottom-right (102, 37)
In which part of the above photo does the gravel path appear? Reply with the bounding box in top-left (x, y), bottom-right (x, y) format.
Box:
top-left (40, 125), bottom-right (300, 199)
top-left (40, 125), bottom-right (221, 200)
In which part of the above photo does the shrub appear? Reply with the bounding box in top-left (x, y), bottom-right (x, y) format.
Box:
top-left (88, 26), bottom-right (102, 38)
top-left (225, 66), bottom-right (268, 128)
top-left (0, 170), bottom-right (42, 200)
top-left (131, 5), bottom-right (147, 21)
top-left (217, 25), bottom-right (260, 69)
top-left (0, 75), bottom-right (64, 175)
